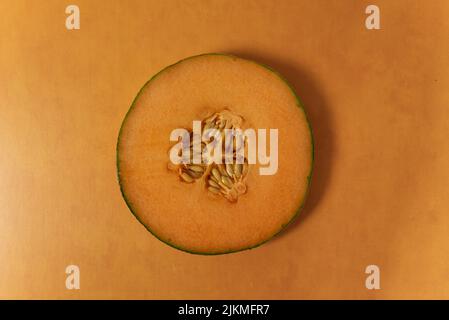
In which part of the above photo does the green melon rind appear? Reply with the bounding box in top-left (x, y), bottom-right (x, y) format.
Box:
top-left (116, 53), bottom-right (314, 255)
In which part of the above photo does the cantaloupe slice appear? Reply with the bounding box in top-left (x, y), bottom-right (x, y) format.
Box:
top-left (117, 53), bottom-right (313, 254)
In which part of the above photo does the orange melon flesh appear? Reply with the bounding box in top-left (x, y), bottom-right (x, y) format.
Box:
top-left (117, 54), bottom-right (313, 254)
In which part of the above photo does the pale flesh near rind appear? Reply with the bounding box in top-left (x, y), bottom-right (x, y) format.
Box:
top-left (117, 54), bottom-right (313, 254)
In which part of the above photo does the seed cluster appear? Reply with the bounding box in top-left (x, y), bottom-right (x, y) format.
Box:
top-left (178, 137), bottom-right (207, 183)
top-left (171, 109), bottom-right (249, 203)
top-left (206, 162), bottom-right (248, 202)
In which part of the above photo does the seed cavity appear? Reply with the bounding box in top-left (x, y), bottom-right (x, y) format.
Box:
top-left (169, 109), bottom-right (249, 203)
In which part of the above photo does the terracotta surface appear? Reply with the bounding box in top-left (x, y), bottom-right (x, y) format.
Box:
top-left (1, 0), bottom-right (448, 299)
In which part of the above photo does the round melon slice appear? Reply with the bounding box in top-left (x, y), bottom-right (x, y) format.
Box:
top-left (117, 53), bottom-right (313, 254)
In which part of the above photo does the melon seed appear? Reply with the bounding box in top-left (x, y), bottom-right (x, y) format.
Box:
top-left (217, 164), bottom-right (228, 177)
top-left (187, 170), bottom-right (203, 179)
top-left (208, 179), bottom-right (220, 188)
top-left (225, 163), bottom-right (234, 177)
top-left (188, 165), bottom-right (204, 173)
top-left (221, 176), bottom-right (233, 189)
top-left (234, 163), bottom-right (242, 178)
top-left (208, 186), bottom-right (221, 194)
top-left (180, 172), bottom-right (194, 183)
top-left (211, 168), bottom-right (221, 181)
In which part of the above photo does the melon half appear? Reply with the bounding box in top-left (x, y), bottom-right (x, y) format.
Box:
top-left (117, 53), bottom-right (313, 254)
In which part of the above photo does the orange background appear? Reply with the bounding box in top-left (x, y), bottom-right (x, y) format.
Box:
top-left (1, 0), bottom-right (449, 299)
